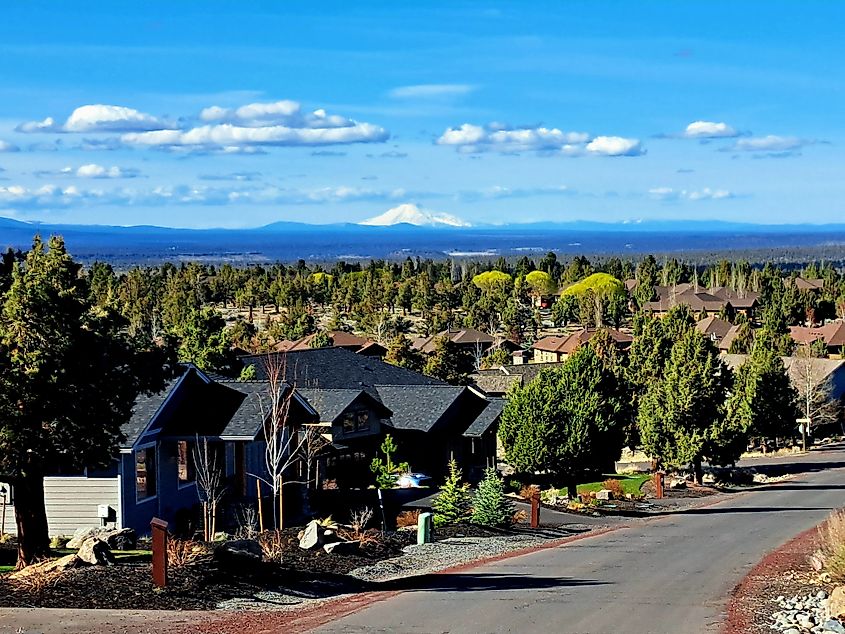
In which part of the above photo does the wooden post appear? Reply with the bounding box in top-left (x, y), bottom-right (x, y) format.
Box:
top-left (653, 472), bottom-right (665, 499)
top-left (150, 518), bottom-right (169, 588)
top-left (530, 489), bottom-right (541, 528)
top-left (256, 480), bottom-right (264, 533)
top-left (278, 475), bottom-right (284, 530)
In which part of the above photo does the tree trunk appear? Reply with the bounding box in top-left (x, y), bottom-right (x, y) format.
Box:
top-left (13, 471), bottom-right (50, 568)
top-left (567, 478), bottom-right (578, 500)
top-left (693, 457), bottom-right (704, 486)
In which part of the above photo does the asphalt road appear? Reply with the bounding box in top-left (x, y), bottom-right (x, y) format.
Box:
top-left (317, 446), bottom-right (845, 634)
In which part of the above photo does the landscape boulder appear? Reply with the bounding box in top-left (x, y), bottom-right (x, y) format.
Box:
top-left (596, 489), bottom-right (613, 501)
top-left (299, 520), bottom-right (323, 550)
top-left (77, 537), bottom-right (115, 566)
top-left (668, 477), bottom-right (687, 490)
top-left (214, 539), bottom-right (264, 568)
top-left (323, 540), bottom-right (360, 555)
top-left (828, 586), bottom-right (845, 619)
top-left (66, 526), bottom-right (137, 550)
top-left (9, 554), bottom-right (83, 579)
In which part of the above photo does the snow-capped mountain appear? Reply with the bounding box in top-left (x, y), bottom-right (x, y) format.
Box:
top-left (359, 203), bottom-right (471, 227)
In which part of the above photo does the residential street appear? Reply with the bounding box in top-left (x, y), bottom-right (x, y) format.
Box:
top-left (317, 446), bottom-right (845, 634)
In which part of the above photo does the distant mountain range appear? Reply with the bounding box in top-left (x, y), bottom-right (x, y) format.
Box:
top-left (4, 212), bottom-right (845, 265)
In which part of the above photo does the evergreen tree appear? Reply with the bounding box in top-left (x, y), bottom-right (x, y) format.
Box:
top-left (0, 236), bottom-right (172, 566)
top-left (724, 345), bottom-right (799, 452)
top-left (471, 467), bottom-right (514, 527)
top-left (432, 459), bottom-right (472, 527)
top-left (176, 306), bottom-right (235, 373)
top-left (499, 346), bottom-right (625, 498)
top-left (385, 333), bottom-right (425, 372)
top-left (423, 335), bottom-right (473, 384)
top-left (637, 329), bottom-right (731, 482)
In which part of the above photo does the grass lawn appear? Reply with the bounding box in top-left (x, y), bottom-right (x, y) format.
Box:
top-left (576, 474), bottom-right (651, 496)
top-left (0, 565), bottom-right (14, 574)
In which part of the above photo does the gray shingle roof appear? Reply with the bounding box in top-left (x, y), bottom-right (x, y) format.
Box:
top-left (464, 397), bottom-right (505, 437)
top-left (376, 385), bottom-right (465, 432)
top-left (296, 388), bottom-right (391, 423)
top-left (239, 348), bottom-right (444, 393)
top-left (121, 366), bottom-right (188, 448)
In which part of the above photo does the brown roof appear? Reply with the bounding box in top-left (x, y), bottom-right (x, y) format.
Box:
top-left (532, 328), bottom-right (632, 355)
top-left (787, 277), bottom-right (825, 291)
top-left (718, 325), bottom-right (742, 351)
top-left (709, 287), bottom-right (760, 310)
top-left (643, 287), bottom-right (729, 313)
top-left (412, 328), bottom-right (496, 353)
top-left (790, 322), bottom-right (845, 348)
top-left (696, 315), bottom-right (733, 341)
top-left (288, 330), bottom-right (370, 351)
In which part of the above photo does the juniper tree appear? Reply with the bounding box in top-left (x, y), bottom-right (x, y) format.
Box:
top-left (637, 329), bottom-right (731, 483)
top-left (499, 346), bottom-right (625, 498)
top-left (0, 236), bottom-right (172, 567)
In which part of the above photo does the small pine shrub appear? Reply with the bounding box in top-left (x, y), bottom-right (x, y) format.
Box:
top-left (432, 459), bottom-right (472, 527)
top-left (472, 467), bottom-right (514, 527)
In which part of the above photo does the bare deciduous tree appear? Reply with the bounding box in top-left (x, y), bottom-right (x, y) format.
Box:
top-left (791, 350), bottom-right (841, 450)
top-left (193, 436), bottom-right (226, 541)
top-left (253, 354), bottom-right (310, 530)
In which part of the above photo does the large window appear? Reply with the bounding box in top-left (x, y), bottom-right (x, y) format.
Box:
top-left (136, 446), bottom-right (157, 501)
top-left (341, 409), bottom-right (370, 434)
top-left (177, 440), bottom-right (195, 485)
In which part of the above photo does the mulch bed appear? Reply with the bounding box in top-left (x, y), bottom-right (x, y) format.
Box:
top-left (723, 525), bottom-right (830, 633)
top-left (0, 524), bottom-right (515, 611)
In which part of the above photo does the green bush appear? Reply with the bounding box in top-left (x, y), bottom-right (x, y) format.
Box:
top-left (472, 467), bottom-right (514, 527)
top-left (432, 459), bottom-right (472, 527)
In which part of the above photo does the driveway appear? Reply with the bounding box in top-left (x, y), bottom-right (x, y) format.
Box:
top-left (316, 445), bottom-right (845, 634)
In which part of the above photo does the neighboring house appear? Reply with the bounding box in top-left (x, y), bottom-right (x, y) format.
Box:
top-left (642, 286), bottom-right (734, 316)
top-left (696, 316), bottom-right (734, 346)
top-left (285, 331), bottom-right (387, 358)
top-left (790, 322), bottom-right (845, 357)
top-left (722, 354), bottom-right (845, 401)
top-left (412, 328), bottom-right (497, 355)
top-left (239, 348), bottom-right (502, 484)
top-left (4, 348), bottom-right (503, 538)
top-left (532, 328), bottom-right (632, 364)
top-left (717, 324), bottom-right (743, 353)
top-left (471, 362), bottom-right (568, 397)
top-left (786, 277), bottom-right (826, 292)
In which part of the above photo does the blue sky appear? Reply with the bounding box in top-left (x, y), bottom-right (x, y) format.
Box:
top-left (0, 1), bottom-right (843, 228)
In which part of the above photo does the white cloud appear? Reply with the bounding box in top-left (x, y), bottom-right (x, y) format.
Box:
top-left (18, 104), bottom-right (176, 133)
top-left (76, 164), bottom-right (139, 179)
top-left (0, 140), bottom-right (20, 152)
top-left (585, 136), bottom-right (644, 156)
top-left (460, 185), bottom-right (572, 201)
top-left (437, 123), bottom-right (593, 154)
top-left (649, 187), bottom-right (734, 201)
top-left (437, 123), bottom-right (641, 156)
top-left (731, 135), bottom-right (805, 152)
top-left (388, 84), bottom-right (476, 99)
top-left (681, 121), bottom-right (739, 139)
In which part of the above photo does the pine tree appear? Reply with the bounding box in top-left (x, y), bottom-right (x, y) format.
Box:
top-left (471, 467), bottom-right (514, 527)
top-left (432, 459), bottom-right (472, 527)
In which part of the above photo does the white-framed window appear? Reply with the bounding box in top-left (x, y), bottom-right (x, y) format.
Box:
top-left (135, 444), bottom-right (158, 502)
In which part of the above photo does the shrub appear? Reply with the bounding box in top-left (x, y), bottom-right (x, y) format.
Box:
top-left (519, 484), bottom-right (540, 500)
top-left (49, 535), bottom-right (69, 549)
top-left (258, 530), bottom-right (285, 563)
top-left (370, 435), bottom-right (411, 489)
top-left (349, 507), bottom-right (374, 535)
top-left (818, 509), bottom-right (845, 581)
top-left (472, 467), bottom-right (514, 527)
top-left (432, 459), bottom-right (472, 527)
top-left (166, 538), bottom-right (210, 567)
top-left (396, 509), bottom-right (421, 528)
top-left (602, 479), bottom-right (625, 499)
